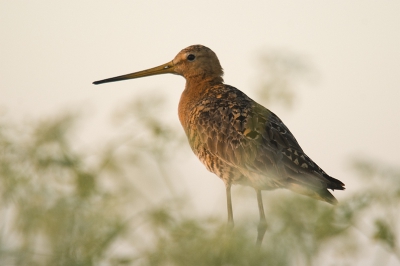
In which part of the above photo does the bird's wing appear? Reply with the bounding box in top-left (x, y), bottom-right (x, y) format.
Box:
top-left (189, 85), bottom-right (344, 191)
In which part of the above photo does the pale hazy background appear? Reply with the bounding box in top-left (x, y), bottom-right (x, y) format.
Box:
top-left (1, 1), bottom-right (400, 216)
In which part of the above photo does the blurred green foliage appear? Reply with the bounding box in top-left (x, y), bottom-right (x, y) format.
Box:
top-left (1, 100), bottom-right (399, 266)
top-left (254, 50), bottom-right (317, 109)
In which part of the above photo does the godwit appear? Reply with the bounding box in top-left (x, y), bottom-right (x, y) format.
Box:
top-left (93, 45), bottom-right (345, 245)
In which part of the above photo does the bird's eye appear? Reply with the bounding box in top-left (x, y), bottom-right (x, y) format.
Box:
top-left (187, 54), bottom-right (196, 61)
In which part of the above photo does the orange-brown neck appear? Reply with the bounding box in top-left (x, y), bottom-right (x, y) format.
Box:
top-left (178, 76), bottom-right (223, 131)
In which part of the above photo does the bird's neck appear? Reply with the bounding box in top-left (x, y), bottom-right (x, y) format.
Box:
top-left (178, 76), bottom-right (223, 131)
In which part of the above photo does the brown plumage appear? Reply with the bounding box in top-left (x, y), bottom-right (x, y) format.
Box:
top-left (93, 45), bottom-right (345, 245)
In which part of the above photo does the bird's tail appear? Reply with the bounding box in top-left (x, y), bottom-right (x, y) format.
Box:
top-left (325, 175), bottom-right (346, 191)
top-left (286, 182), bottom-right (343, 205)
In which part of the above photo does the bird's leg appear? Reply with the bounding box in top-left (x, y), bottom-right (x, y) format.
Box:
top-left (226, 184), bottom-right (234, 229)
top-left (256, 189), bottom-right (267, 246)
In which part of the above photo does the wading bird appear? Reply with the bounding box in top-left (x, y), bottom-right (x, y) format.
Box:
top-left (93, 45), bottom-right (345, 245)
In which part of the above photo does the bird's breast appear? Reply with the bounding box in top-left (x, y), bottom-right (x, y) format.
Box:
top-left (178, 81), bottom-right (218, 132)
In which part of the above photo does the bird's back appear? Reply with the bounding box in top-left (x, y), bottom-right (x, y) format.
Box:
top-left (180, 83), bottom-right (344, 204)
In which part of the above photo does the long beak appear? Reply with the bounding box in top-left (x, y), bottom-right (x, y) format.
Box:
top-left (93, 61), bottom-right (175, 85)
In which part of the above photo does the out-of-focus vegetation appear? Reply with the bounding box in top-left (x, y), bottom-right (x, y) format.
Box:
top-left (1, 53), bottom-right (399, 265)
top-left (254, 49), bottom-right (317, 108)
top-left (1, 100), bottom-right (399, 266)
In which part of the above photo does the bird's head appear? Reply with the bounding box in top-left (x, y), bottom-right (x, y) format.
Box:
top-left (172, 45), bottom-right (224, 80)
top-left (93, 45), bottom-right (223, 85)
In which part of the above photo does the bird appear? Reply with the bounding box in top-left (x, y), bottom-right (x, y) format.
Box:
top-left (93, 45), bottom-right (345, 245)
